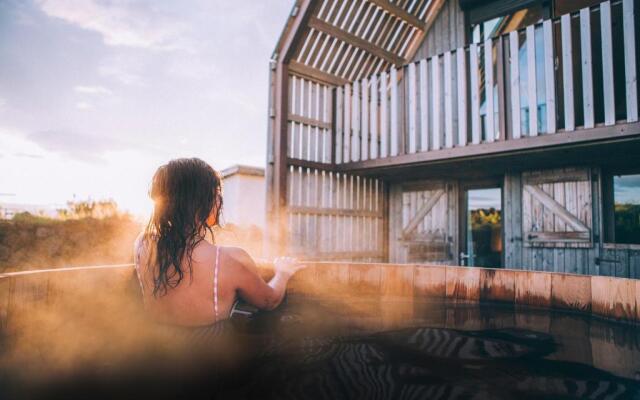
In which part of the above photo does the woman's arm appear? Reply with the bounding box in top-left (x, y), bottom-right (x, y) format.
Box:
top-left (225, 248), bottom-right (302, 310)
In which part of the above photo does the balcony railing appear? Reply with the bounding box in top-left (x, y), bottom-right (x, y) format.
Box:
top-left (329, 0), bottom-right (638, 166)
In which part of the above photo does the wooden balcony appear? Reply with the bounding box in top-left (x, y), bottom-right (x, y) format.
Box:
top-left (286, 0), bottom-right (639, 174)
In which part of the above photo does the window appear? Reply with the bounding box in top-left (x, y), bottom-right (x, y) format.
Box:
top-left (603, 172), bottom-right (640, 245)
top-left (469, 7), bottom-right (543, 44)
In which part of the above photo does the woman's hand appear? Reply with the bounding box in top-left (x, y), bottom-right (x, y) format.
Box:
top-left (273, 256), bottom-right (306, 277)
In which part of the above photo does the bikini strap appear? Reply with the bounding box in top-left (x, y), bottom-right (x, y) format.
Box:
top-left (214, 246), bottom-right (220, 322)
top-left (133, 237), bottom-right (145, 297)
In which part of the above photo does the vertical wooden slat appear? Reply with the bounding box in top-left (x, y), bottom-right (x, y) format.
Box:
top-left (308, 84), bottom-right (316, 162)
top-left (323, 170), bottom-right (330, 254)
top-left (289, 77), bottom-right (297, 157)
top-left (314, 82), bottom-right (320, 161)
top-left (623, 0), bottom-right (638, 122)
top-left (287, 123), bottom-right (294, 158)
top-left (335, 172), bottom-right (341, 254)
top-left (352, 80), bottom-right (360, 161)
top-left (580, 7), bottom-right (595, 129)
top-left (526, 25), bottom-right (538, 136)
top-left (600, 2), bottom-right (615, 126)
top-left (444, 51), bottom-right (453, 148)
top-left (361, 77), bottom-right (369, 160)
top-left (419, 58), bottom-right (429, 151)
top-left (380, 71), bottom-right (389, 157)
top-left (344, 83), bottom-right (351, 162)
top-left (470, 43), bottom-right (480, 144)
top-left (543, 19), bottom-right (556, 133)
top-left (431, 55), bottom-right (441, 150)
top-left (324, 85), bottom-right (332, 163)
top-left (484, 38), bottom-right (495, 142)
top-left (496, 36), bottom-right (507, 141)
top-left (509, 31), bottom-right (521, 139)
top-left (456, 48), bottom-right (467, 146)
top-left (390, 67), bottom-right (399, 156)
top-left (370, 75), bottom-right (378, 159)
top-left (408, 62), bottom-right (418, 153)
top-left (301, 122), bottom-right (309, 161)
top-left (335, 87), bottom-right (343, 164)
top-left (561, 14), bottom-right (575, 131)
top-left (349, 175), bottom-right (354, 256)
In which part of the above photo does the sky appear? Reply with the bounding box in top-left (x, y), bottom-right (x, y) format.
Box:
top-left (0, 0), bottom-right (292, 216)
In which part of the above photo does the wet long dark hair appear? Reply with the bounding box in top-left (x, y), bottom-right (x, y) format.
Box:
top-left (144, 158), bottom-right (223, 297)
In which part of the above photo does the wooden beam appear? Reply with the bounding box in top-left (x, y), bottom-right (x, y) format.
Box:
top-left (281, 0), bottom-right (319, 63)
top-left (308, 17), bottom-right (406, 66)
top-left (366, 0), bottom-right (425, 29)
top-left (525, 231), bottom-right (590, 242)
top-left (286, 157), bottom-right (332, 171)
top-left (524, 184), bottom-right (589, 232)
top-left (404, 0), bottom-right (447, 62)
top-left (335, 122), bottom-right (640, 172)
top-left (287, 206), bottom-right (383, 218)
top-left (288, 59), bottom-right (348, 86)
top-left (288, 114), bottom-right (331, 130)
top-left (402, 189), bottom-right (444, 237)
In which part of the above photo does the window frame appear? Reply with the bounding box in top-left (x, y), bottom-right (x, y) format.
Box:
top-left (602, 166), bottom-right (640, 249)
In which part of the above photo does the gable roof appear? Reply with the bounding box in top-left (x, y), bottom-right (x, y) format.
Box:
top-left (273, 0), bottom-right (446, 86)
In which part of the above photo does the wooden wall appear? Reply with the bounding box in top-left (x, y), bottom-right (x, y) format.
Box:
top-left (389, 166), bottom-right (640, 278)
top-left (287, 76), bottom-right (333, 164)
top-left (411, 0), bottom-right (466, 61)
top-left (505, 168), bottom-right (640, 278)
top-left (287, 167), bottom-right (386, 262)
top-left (504, 168), bottom-right (602, 275)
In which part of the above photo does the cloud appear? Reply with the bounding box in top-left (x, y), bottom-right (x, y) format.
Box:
top-left (27, 130), bottom-right (125, 163)
top-left (74, 85), bottom-right (112, 95)
top-left (13, 152), bottom-right (45, 159)
top-left (36, 0), bottom-right (190, 51)
top-left (75, 101), bottom-right (92, 110)
top-left (98, 55), bottom-right (145, 86)
top-left (614, 174), bottom-right (640, 188)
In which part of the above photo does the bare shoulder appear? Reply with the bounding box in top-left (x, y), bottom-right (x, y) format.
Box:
top-left (221, 246), bottom-right (252, 264)
top-left (191, 243), bottom-right (249, 267)
top-left (191, 240), bottom-right (217, 263)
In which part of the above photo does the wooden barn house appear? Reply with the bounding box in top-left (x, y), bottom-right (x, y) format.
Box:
top-left (265, 0), bottom-right (640, 278)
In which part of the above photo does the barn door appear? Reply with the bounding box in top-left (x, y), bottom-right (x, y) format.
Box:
top-left (391, 182), bottom-right (456, 264)
top-left (522, 168), bottom-right (593, 247)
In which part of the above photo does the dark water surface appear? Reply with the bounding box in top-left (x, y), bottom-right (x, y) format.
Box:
top-left (4, 296), bottom-right (640, 399)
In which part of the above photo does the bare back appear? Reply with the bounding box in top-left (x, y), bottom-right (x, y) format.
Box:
top-left (134, 235), bottom-right (280, 327)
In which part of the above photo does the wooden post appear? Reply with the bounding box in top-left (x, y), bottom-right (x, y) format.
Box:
top-left (270, 0), bottom-right (317, 256)
top-left (273, 63), bottom-right (290, 256)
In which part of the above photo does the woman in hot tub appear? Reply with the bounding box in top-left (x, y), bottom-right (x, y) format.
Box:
top-left (133, 157), bottom-right (304, 335)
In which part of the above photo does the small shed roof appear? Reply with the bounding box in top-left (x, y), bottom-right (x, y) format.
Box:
top-left (221, 165), bottom-right (265, 179)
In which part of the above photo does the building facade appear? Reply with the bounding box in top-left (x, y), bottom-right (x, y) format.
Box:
top-left (266, 0), bottom-right (640, 277)
top-left (221, 165), bottom-right (266, 229)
